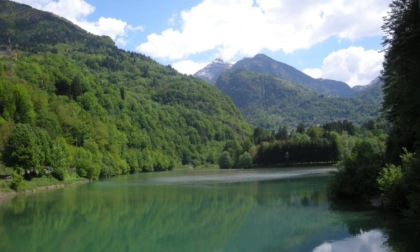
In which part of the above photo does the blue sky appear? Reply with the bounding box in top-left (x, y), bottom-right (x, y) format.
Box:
top-left (12, 0), bottom-right (391, 87)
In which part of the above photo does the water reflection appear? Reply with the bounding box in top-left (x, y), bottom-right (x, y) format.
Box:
top-left (313, 230), bottom-right (390, 252)
top-left (0, 169), bottom-right (415, 252)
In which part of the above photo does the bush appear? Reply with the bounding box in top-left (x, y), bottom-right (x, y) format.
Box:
top-left (218, 151), bottom-right (233, 169)
top-left (10, 172), bottom-right (24, 191)
top-left (237, 152), bottom-right (252, 168)
top-left (377, 164), bottom-right (404, 210)
top-left (329, 138), bottom-right (385, 201)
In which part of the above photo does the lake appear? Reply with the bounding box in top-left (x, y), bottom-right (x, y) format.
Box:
top-left (0, 168), bottom-right (417, 252)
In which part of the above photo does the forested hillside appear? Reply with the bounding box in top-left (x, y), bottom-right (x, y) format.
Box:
top-left (216, 69), bottom-right (382, 129)
top-left (0, 0), bottom-right (251, 183)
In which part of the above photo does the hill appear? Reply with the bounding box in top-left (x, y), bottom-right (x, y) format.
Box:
top-left (215, 69), bottom-right (382, 129)
top-left (0, 0), bottom-right (251, 180)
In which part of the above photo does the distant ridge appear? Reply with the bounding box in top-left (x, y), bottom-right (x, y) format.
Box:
top-left (215, 68), bottom-right (382, 129)
top-left (231, 54), bottom-right (355, 98)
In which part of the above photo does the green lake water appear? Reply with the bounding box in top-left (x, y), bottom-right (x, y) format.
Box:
top-left (0, 168), bottom-right (418, 252)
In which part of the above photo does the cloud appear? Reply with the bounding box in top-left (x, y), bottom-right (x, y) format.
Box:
top-left (172, 60), bottom-right (208, 75)
top-left (11, 0), bottom-right (143, 43)
top-left (303, 46), bottom-right (384, 87)
top-left (302, 68), bottom-right (322, 79)
top-left (137, 0), bottom-right (389, 61)
top-left (78, 17), bottom-right (128, 40)
top-left (313, 230), bottom-right (389, 252)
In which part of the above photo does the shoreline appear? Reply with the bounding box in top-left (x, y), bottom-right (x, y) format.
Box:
top-left (0, 179), bottom-right (89, 202)
top-left (0, 165), bottom-right (336, 201)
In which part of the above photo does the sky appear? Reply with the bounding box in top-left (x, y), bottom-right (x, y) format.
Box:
top-left (11, 0), bottom-right (392, 87)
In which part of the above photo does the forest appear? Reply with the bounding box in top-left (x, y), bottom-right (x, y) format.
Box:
top-left (0, 0), bottom-right (252, 189)
top-left (329, 0), bottom-right (420, 232)
top-left (0, 0), bottom-right (390, 193)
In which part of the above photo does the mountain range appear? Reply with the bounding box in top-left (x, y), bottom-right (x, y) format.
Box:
top-left (194, 54), bottom-right (383, 129)
top-left (230, 54), bottom-right (357, 98)
top-left (194, 54), bottom-right (373, 98)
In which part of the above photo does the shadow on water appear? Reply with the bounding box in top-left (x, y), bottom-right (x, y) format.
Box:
top-left (0, 168), bottom-right (418, 252)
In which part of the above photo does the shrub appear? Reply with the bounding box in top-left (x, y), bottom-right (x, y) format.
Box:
top-left (329, 138), bottom-right (385, 201)
top-left (10, 172), bottom-right (24, 191)
top-left (237, 152), bottom-right (252, 168)
top-left (377, 164), bottom-right (404, 210)
top-left (218, 151), bottom-right (233, 169)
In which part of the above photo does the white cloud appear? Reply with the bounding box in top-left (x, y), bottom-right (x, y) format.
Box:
top-left (313, 230), bottom-right (390, 252)
top-left (42, 0), bottom-right (95, 21)
top-left (12, 0), bottom-right (95, 22)
top-left (78, 17), bottom-right (128, 40)
top-left (137, 0), bottom-right (390, 61)
top-left (303, 46), bottom-right (384, 87)
top-left (302, 68), bottom-right (322, 79)
top-left (11, 0), bottom-right (143, 43)
top-left (172, 60), bottom-right (208, 75)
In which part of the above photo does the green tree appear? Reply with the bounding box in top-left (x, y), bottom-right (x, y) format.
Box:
top-left (3, 124), bottom-right (44, 176)
top-left (218, 151), bottom-right (233, 169)
top-left (73, 147), bottom-right (100, 180)
top-left (13, 85), bottom-right (35, 124)
top-left (253, 127), bottom-right (272, 144)
top-left (307, 126), bottom-right (323, 142)
top-left (10, 172), bottom-right (24, 191)
top-left (329, 138), bottom-right (385, 200)
top-left (237, 152), bottom-right (252, 168)
top-left (382, 0), bottom-right (420, 162)
top-left (70, 74), bottom-right (84, 99)
top-left (381, 0), bottom-right (420, 228)
top-left (296, 123), bottom-right (305, 134)
top-left (275, 126), bottom-right (288, 141)
top-left (50, 137), bottom-right (71, 180)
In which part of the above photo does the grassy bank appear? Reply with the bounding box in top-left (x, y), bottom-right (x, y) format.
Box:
top-left (0, 173), bottom-right (88, 195)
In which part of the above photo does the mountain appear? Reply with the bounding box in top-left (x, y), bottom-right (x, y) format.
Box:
top-left (352, 77), bottom-right (384, 110)
top-left (193, 58), bottom-right (232, 85)
top-left (0, 0), bottom-right (251, 179)
top-left (215, 69), bottom-right (382, 129)
top-left (231, 54), bottom-right (355, 98)
top-left (353, 76), bottom-right (382, 92)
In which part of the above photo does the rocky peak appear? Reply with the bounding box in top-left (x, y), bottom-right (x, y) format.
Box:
top-left (193, 59), bottom-right (232, 85)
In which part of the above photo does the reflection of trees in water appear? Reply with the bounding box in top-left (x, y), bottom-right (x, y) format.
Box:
top-left (255, 176), bottom-right (328, 207)
top-left (224, 176), bottom-right (336, 251)
top-left (329, 200), bottom-right (420, 252)
top-left (0, 175), bottom-right (418, 252)
top-left (0, 184), bottom-right (255, 252)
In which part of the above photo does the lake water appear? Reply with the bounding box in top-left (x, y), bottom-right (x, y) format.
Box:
top-left (0, 168), bottom-right (417, 252)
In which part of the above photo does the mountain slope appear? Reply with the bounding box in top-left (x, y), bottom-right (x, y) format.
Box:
top-left (353, 77), bottom-right (383, 99)
top-left (216, 69), bottom-right (381, 129)
top-left (0, 0), bottom-right (115, 51)
top-left (231, 54), bottom-right (355, 98)
top-left (193, 58), bottom-right (232, 85)
top-left (0, 0), bottom-right (251, 178)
